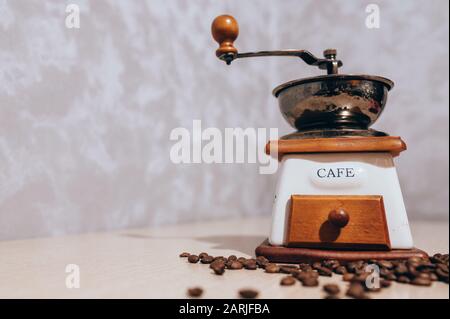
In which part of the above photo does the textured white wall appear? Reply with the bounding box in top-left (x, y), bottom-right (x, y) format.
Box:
top-left (0, 0), bottom-right (448, 240)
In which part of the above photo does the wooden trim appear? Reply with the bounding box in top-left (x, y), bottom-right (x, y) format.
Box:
top-left (265, 136), bottom-right (407, 159)
top-left (255, 239), bottom-right (428, 264)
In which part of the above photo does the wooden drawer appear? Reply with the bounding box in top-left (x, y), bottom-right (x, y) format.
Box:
top-left (286, 195), bottom-right (391, 250)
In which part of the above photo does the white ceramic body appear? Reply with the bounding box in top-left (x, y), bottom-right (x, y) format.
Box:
top-left (269, 152), bottom-right (413, 249)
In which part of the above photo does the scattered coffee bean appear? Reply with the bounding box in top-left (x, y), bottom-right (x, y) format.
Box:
top-left (351, 273), bottom-right (369, 283)
top-left (381, 279), bottom-right (392, 288)
top-left (334, 266), bottom-right (347, 275)
top-left (429, 273), bottom-right (439, 281)
top-left (187, 287), bottom-right (203, 297)
top-left (243, 260), bottom-right (258, 270)
top-left (436, 263), bottom-right (449, 273)
top-left (229, 261), bottom-right (244, 270)
top-left (394, 264), bottom-right (408, 275)
top-left (179, 251), bottom-right (449, 298)
top-left (200, 255), bottom-right (214, 264)
top-left (346, 282), bottom-right (369, 299)
top-left (280, 265), bottom-right (299, 274)
top-left (377, 260), bottom-right (394, 269)
top-left (323, 284), bottom-right (340, 295)
top-left (256, 256), bottom-right (269, 268)
top-left (239, 289), bottom-right (259, 299)
top-left (187, 255), bottom-right (199, 263)
top-left (316, 266), bottom-right (333, 277)
top-left (265, 263), bottom-right (280, 273)
top-left (211, 261), bottom-right (225, 275)
top-left (199, 252), bottom-right (209, 259)
top-left (342, 273), bottom-right (355, 282)
top-left (312, 262), bottom-right (322, 270)
top-left (411, 277), bottom-right (432, 286)
top-left (384, 273), bottom-right (397, 281)
top-left (295, 271), bottom-right (319, 282)
top-left (301, 277), bottom-right (319, 287)
top-left (280, 276), bottom-right (296, 286)
top-left (299, 263), bottom-right (313, 272)
top-left (397, 275), bottom-right (411, 284)
top-left (323, 259), bottom-right (340, 270)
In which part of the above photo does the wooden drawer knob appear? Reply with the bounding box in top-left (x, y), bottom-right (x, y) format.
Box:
top-left (328, 209), bottom-right (350, 228)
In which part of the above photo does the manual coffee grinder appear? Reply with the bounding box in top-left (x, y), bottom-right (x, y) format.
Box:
top-left (211, 15), bottom-right (427, 263)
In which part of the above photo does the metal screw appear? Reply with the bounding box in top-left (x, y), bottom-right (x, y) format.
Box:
top-left (324, 48), bottom-right (337, 59)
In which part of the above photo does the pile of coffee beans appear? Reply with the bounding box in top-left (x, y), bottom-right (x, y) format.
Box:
top-left (180, 252), bottom-right (448, 299)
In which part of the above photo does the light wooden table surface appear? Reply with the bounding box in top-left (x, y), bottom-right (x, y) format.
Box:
top-left (0, 218), bottom-right (448, 299)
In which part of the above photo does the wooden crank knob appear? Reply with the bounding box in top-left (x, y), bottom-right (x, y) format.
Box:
top-left (328, 209), bottom-right (350, 228)
top-left (211, 15), bottom-right (239, 58)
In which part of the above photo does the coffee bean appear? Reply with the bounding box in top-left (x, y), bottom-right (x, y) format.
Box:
top-left (211, 261), bottom-right (225, 275)
top-left (435, 268), bottom-right (449, 282)
top-left (351, 273), bottom-right (369, 283)
top-left (334, 266), bottom-right (347, 275)
top-left (296, 271), bottom-right (319, 281)
top-left (397, 275), bottom-right (411, 284)
top-left (316, 266), bottom-right (333, 277)
top-left (301, 277), bottom-right (319, 287)
top-left (377, 260), bottom-right (394, 269)
top-left (213, 256), bottom-right (226, 262)
top-left (323, 284), bottom-right (340, 295)
top-left (312, 262), bottom-right (322, 270)
top-left (379, 267), bottom-right (392, 278)
top-left (381, 279), bottom-right (392, 288)
top-left (265, 263), bottom-right (280, 273)
top-left (436, 263), bottom-right (449, 273)
top-left (429, 273), bottom-right (439, 281)
top-left (299, 263), bottom-right (313, 272)
top-left (243, 260), bottom-right (258, 270)
top-left (229, 261), bottom-right (244, 270)
top-left (384, 273), bottom-right (397, 281)
top-left (179, 252), bottom-right (190, 258)
top-left (280, 265), bottom-right (299, 274)
top-left (228, 255), bottom-right (237, 262)
top-left (394, 264), bottom-right (408, 275)
top-left (346, 282), bottom-right (369, 299)
top-left (187, 255), bottom-right (199, 263)
top-left (210, 260), bottom-right (224, 268)
top-left (280, 276), bottom-right (296, 286)
top-left (342, 273), bottom-right (355, 282)
top-left (237, 257), bottom-right (247, 264)
top-left (187, 287), bottom-right (203, 297)
top-left (199, 252), bottom-right (209, 259)
top-left (200, 255), bottom-right (214, 264)
top-left (256, 256), bottom-right (269, 268)
top-left (411, 277), bottom-right (432, 286)
top-left (323, 260), bottom-right (340, 270)
top-left (346, 262), bottom-right (360, 273)
top-left (239, 289), bottom-right (258, 299)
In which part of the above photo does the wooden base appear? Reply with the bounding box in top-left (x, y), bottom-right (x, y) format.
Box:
top-left (255, 239), bottom-right (428, 264)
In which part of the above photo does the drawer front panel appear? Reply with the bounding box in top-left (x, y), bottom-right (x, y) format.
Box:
top-left (286, 195), bottom-right (390, 250)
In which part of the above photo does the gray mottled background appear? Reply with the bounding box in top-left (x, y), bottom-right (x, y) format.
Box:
top-left (0, 0), bottom-right (448, 240)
